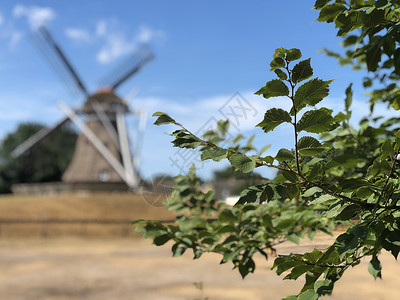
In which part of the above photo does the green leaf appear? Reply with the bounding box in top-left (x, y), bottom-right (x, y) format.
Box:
top-left (317, 3), bottom-right (346, 23)
top-left (286, 184), bottom-right (300, 199)
top-left (172, 132), bottom-right (202, 148)
top-left (286, 48), bottom-right (302, 61)
top-left (275, 148), bottom-right (295, 162)
top-left (229, 153), bottom-right (256, 173)
top-left (294, 78), bottom-right (334, 112)
top-left (284, 264), bottom-right (314, 280)
top-left (239, 257), bottom-right (255, 278)
top-left (292, 58), bottom-right (313, 84)
top-left (153, 112), bottom-right (176, 125)
top-left (275, 69), bottom-right (288, 80)
top-left (201, 147), bottom-right (228, 162)
top-left (368, 256), bottom-right (382, 279)
top-left (394, 48), bottom-right (400, 75)
top-left (303, 187), bottom-right (323, 197)
top-left (344, 83), bottom-right (353, 113)
top-left (257, 108), bottom-right (292, 133)
top-left (335, 204), bottom-right (360, 221)
top-left (298, 136), bottom-right (327, 156)
top-left (380, 140), bottom-right (394, 159)
top-left (270, 57), bottom-right (286, 71)
top-left (255, 79), bottom-right (289, 99)
top-left (282, 171), bottom-right (299, 183)
top-left (153, 234), bottom-right (171, 246)
top-left (219, 209), bottom-right (237, 222)
top-left (298, 288), bottom-right (318, 300)
top-left (296, 108), bottom-right (334, 133)
top-left (366, 44), bottom-right (382, 72)
top-left (273, 47), bottom-right (287, 58)
top-left (260, 144), bottom-right (271, 155)
top-left (314, 0), bottom-right (330, 9)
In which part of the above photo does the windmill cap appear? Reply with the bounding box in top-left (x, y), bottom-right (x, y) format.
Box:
top-left (82, 90), bottom-right (129, 113)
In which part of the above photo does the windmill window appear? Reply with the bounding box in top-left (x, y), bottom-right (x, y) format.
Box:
top-left (99, 169), bottom-right (110, 182)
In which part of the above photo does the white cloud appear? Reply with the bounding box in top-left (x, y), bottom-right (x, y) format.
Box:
top-left (65, 27), bottom-right (90, 43)
top-left (135, 25), bottom-right (165, 43)
top-left (94, 20), bottom-right (166, 64)
top-left (13, 4), bottom-right (55, 29)
top-left (95, 19), bottom-right (135, 64)
top-left (130, 91), bottom-right (283, 133)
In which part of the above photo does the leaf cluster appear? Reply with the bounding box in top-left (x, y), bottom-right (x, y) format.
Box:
top-left (135, 2), bottom-right (400, 298)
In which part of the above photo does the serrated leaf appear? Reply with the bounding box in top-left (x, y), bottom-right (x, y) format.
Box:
top-left (270, 57), bottom-right (285, 71)
top-left (275, 148), bottom-right (295, 162)
top-left (292, 58), bottom-right (313, 84)
top-left (368, 256), bottom-right (382, 279)
top-left (298, 136), bottom-right (327, 156)
top-left (294, 78), bottom-right (334, 112)
top-left (153, 112), bottom-right (176, 125)
top-left (286, 48), bottom-right (302, 61)
top-left (282, 170), bottom-right (299, 183)
top-left (255, 79), bottom-right (289, 99)
top-left (317, 3), bottom-right (346, 23)
top-left (172, 132), bottom-right (202, 148)
top-left (257, 108), bottom-right (292, 133)
top-left (201, 147), bottom-right (228, 162)
top-left (297, 108), bottom-right (334, 133)
top-left (274, 69), bottom-right (288, 80)
top-left (229, 153), bottom-right (256, 173)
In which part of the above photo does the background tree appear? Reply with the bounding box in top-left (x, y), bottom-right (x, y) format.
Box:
top-left (0, 122), bottom-right (77, 193)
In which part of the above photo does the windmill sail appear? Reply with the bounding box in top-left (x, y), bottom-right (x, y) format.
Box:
top-left (11, 116), bottom-right (70, 158)
top-left (100, 45), bottom-right (154, 90)
top-left (36, 26), bottom-right (89, 97)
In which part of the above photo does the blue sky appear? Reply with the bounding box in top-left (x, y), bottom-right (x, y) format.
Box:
top-left (0, 1), bottom-right (395, 181)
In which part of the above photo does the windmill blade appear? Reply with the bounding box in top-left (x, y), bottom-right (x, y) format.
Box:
top-left (36, 26), bottom-right (89, 97)
top-left (101, 45), bottom-right (154, 90)
top-left (11, 116), bottom-right (70, 158)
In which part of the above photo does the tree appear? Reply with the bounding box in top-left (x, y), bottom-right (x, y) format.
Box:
top-left (135, 1), bottom-right (400, 298)
top-left (0, 122), bottom-right (77, 193)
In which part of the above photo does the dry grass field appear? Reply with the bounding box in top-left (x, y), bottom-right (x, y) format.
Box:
top-left (0, 192), bottom-right (174, 237)
top-left (0, 193), bottom-right (399, 299)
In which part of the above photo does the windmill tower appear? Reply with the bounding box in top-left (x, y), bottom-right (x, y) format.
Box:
top-left (12, 26), bottom-right (153, 190)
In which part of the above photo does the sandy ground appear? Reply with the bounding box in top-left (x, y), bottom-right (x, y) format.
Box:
top-left (0, 234), bottom-right (399, 300)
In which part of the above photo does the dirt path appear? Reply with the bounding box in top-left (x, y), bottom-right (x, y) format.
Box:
top-left (0, 235), bottom-right (399, 300)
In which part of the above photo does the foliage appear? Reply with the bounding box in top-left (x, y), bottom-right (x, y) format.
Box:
top-left (135, 1), bottom-right (400, 298)
top-left (0, 122), bottom-right (77, 193)
top-left (317, 0), bottom-right (400, 111)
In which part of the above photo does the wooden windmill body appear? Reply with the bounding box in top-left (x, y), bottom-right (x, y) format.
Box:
top-left (12, 27), bottom-right (153, 190)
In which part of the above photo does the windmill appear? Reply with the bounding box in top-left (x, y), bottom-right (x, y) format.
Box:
top-left (12, 26), bottom-right (154, 190)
